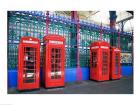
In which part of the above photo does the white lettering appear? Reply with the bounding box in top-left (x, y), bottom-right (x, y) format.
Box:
top-left (49, 40), bottom-right (63, 44)
top-left (100, 46), bottom-right (109, 49)
top-left (23, 40), bottom-right (38, 44)
top-left (91, 46), bottom-right (99, 49)
top-left (114, 49), bottom-right (120, 51)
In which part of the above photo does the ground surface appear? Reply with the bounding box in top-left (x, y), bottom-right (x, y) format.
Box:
top-left (8, 75), bottom-right (133, 94)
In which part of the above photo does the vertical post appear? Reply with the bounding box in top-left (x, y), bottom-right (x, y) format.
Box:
top-left (109, 11), bottom-right (117, 47)
top-left (132, 30), bottom-right (134, 68)
top-left (109, 11), bottom-right (117, 29)
top-left (121, 22), bottom-right (124, 32)
top-left (71, 11), bottom-right (82, 81)
top-left (46, 11), bottom-right (49, 35)
top-left (99, 23), bottom-right (103, 41)
top-left (118, 29), bottom-right (120, 49)
top-left (71, 11), bottom-right (77, 67)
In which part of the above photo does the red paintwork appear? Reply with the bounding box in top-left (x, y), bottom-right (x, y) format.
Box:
top-left (90, 41), bottom-right (110, 81)
top-left (17, 37), bottom-right (40, 90)
top-left (43, 34), bottom-right (65, 88)
top-left (110, 47), bottom-right (121, 79)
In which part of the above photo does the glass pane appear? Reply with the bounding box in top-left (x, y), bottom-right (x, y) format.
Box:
top-left (51, 48), bottom-right (62, 79)
top-left (114, 53), bottom-right (119, 74)
top-left (102, 51), bottom-right (108, 75)
top-left (23, 47), bottom-right (36, 83)
top-left (92, 52), bottom-right (97, 68)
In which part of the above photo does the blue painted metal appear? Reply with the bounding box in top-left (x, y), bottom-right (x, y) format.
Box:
top-left (81, 67), bottom-right (90, 80)
top-left (109, 11), bottom-right (117, 21)
top-left (65, 68), bottom-right (76, 82)
top-left (109, 11), bottom-right (117, 33)
top-left (8, 66), bottom-right (133, 88)
top-left (121, 66), bottom-right (133, 77)
top-left (8, 69), bottom-right (17, 87)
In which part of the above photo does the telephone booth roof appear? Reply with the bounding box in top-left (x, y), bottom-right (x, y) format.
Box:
top-left (20, 36), bottom-right (40, 44)
top-left (90, 41), bottom-right (110, 47)
top-left (43, 34), bottom-right (65, 42)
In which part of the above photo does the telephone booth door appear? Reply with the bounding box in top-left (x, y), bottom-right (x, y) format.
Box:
top-left (90, 47), bottom-right (98, 80)
top-left (17, 37), bottom-right (40, 90)
top-left (101, 47), bottom-right (110, 81)
top-left (110, 47), bottom-right (121, 79)
top-left (43, 34), bottom-right (65, 88)
top-left (90, 41), bottom-right (110, 81)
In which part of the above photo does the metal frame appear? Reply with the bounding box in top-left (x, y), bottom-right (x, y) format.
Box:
top-left (8, 11), bottom-right (133, 70)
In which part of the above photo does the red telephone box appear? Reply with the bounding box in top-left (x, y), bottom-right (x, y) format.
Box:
top-left (90, 41), bottom-right (110, 81)
top-left (43, 34), bottom-right (65, 88)
top-left (110, 47), bottom-right (121, 79)
top-left (17, 37), bottom-right (40, 90)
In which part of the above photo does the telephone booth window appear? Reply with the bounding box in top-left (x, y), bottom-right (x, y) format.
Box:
top-left (110, 47), bottom-right (121, 80)
top-left (114, 53), bottom-right (119, 75)
top-left (92, 52), bottom-right (97, 68)
top-left (102, 52), bottom-right (108, 75)
top-left (51, 48), bottom-right (62, 79)
top-left (23, 47), bottom-right (36, 83)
